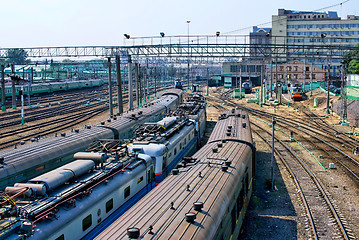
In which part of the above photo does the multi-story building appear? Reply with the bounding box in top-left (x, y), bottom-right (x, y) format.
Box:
top-left (266, 60), bottom-right (325, 84)
top-left (272, 9), bottom-right (359, 77)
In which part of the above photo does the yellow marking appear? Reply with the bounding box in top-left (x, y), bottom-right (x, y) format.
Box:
top-left (230, 234), bottom-right (233, 240)
top-left (3, 193), bottom-right (15, 206)
top-left (248, 177), bottom-right (253, 190)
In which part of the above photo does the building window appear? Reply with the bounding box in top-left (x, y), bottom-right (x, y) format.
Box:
top-left (124, 186), bottom-right (131, 199)
top-left (294, 74), bottom-right (298, 79)
top-left (82, 214), bottom-right (92, 231)
top-left (305, 74), bottom-right (310, 79)
top-left (287, 66), bottom-right (292, 71)
top-left (312, 74), bottom-right (316, 79)
top-left (306, 67), bottom-right (309, 71)
top-left (230, 65), bottom-right (239, 72)
top-left (279, 66), bottom-right (284, 71)
top-left (106, 199), bottom-right (113, 213)
top-left (294, 66), bottom-right (298, 71)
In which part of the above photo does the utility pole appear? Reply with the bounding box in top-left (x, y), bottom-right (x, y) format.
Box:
top-left (138, 64), bottom-right (142, 106)
top-left (187, 20), bottom-right (190, 89)
top-left (20, 86), bottom-right (24, 125)
top-left (1, 65), bottom-right (5, 111)
top-left (341, 65), bottom-right (347, 122)
top-left (261, 62), bottom-right (264, 104)
top-left (275, 54), bottom-right (279, 99)
top-left (135, 63), bottom-right (139, 108)
top-left (206, 67), bottom-right (209, 96)
top-left (310, 64), bottom-right (313, 97)
top-left (115, 55), bottom-right (123, 115)
top-left (11, 64), bottom-right (16, 109)
top-left (270, 60), bottom-right (273, 98)
top-left (271, 117), bottom-right (276, 191)
top-left (146, 59), bottom-right (149, 101)
top-left (128, 56), bottom-right (133, 111)
top-left (239, 63), bottom-right (242, 99)
top-left (326, 64), bottom-right (330, 114)
top-left (154, 66), bottom-right (157, 97)
top-left (107, 57), bottom-right (113, 118)
top-left (28, 68), bottom-right (31, 107)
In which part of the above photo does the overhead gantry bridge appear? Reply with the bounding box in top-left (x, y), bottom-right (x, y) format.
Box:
top-left (0, 35), bottom-right (356, 62)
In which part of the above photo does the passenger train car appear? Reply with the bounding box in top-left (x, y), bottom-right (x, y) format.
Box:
top-left (174, 80), bottom-right (183, 90)
top-left (0, 89), bottom-right (182, 191)
top-left (0, 93), bottom-right (206, 240)
top-left (242, 81), bottom-right (252, 94)
top-left (0, 141), bottom-right (156, 240)
top-left (1, 79), bottom-right (106, 98)
top-left (129, 94), bottom-right (206, 184)
top-left (95, 109), bottom-right (255, 240)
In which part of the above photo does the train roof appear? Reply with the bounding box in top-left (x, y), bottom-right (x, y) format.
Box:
top-left (0, 140), bottom-right (153, 239)
top-left (95, 110), bottom-right (254, 240)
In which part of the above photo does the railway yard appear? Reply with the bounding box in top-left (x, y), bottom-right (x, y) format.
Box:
top-left (206, 87), bottom-right (359, 239)
top-left (1, 84), bottom-right (359, 239)
top-left (0, 85), bottom-right (170, 151)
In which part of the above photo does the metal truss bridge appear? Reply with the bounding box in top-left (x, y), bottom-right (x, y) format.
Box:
top-left (0, 35), bottom-right (356, 62)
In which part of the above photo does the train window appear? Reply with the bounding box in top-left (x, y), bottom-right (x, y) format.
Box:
top-left (82, 214), bottom-right (92, 231)
top-left (168, 152), bottom-right (172, 158)
top-left (184, 138), bottom-right (186, 145)
top-left (137, 176), bottom-right (143, 184)
top-left (174, 148), bottom-right (177, 155)
top-left (55, 234), bottom-right (64, 240)
top-left (124, 186), bottom-right (131, 199)
top-left (180, 143), bottom-right (182, 149)
top-left (188, 135), bottom-right (190, 141)
top-left (106, 199), bottom-right (113, 213)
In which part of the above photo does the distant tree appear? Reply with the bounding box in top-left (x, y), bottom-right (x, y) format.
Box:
top-left (62, 59), bottom-right (74, 63)
top-left (343, 43), bottom-right (359, 74)
top-left (348, 59), bottom-right (359, 74)
top-left (5, 48), bottom-right (29, 65)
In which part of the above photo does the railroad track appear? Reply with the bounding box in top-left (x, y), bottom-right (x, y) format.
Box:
top-left (0, 107), bottom-right (108, 150)
top-left (0, 85), bottom-right (172, 149)
top-left (207, 90), bottom-right (359, 238)
top-left (252, 122), bottom-right (352, 240)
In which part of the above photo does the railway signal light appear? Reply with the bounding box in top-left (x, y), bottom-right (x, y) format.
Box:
top-left (124, 34), bottom-right (130, 39)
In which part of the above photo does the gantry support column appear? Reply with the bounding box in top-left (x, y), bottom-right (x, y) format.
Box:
top-left (116, 56), bottom-right (123, 115)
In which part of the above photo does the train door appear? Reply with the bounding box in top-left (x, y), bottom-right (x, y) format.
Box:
top-left (147, 166), bottom-right (154, 190)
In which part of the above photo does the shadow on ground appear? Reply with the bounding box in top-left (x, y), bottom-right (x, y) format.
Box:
top-left (239, 150), bottom-right (298, 240)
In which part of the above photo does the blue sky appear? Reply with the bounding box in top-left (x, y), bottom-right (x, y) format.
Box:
top-left (0, 0), bottom-right (358, 48)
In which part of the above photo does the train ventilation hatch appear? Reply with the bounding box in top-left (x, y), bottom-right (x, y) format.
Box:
top-left (127, 227), bottom-right (140, 239)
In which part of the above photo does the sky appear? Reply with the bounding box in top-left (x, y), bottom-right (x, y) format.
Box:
top-left (0, 0), bottom-right (358, 48)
